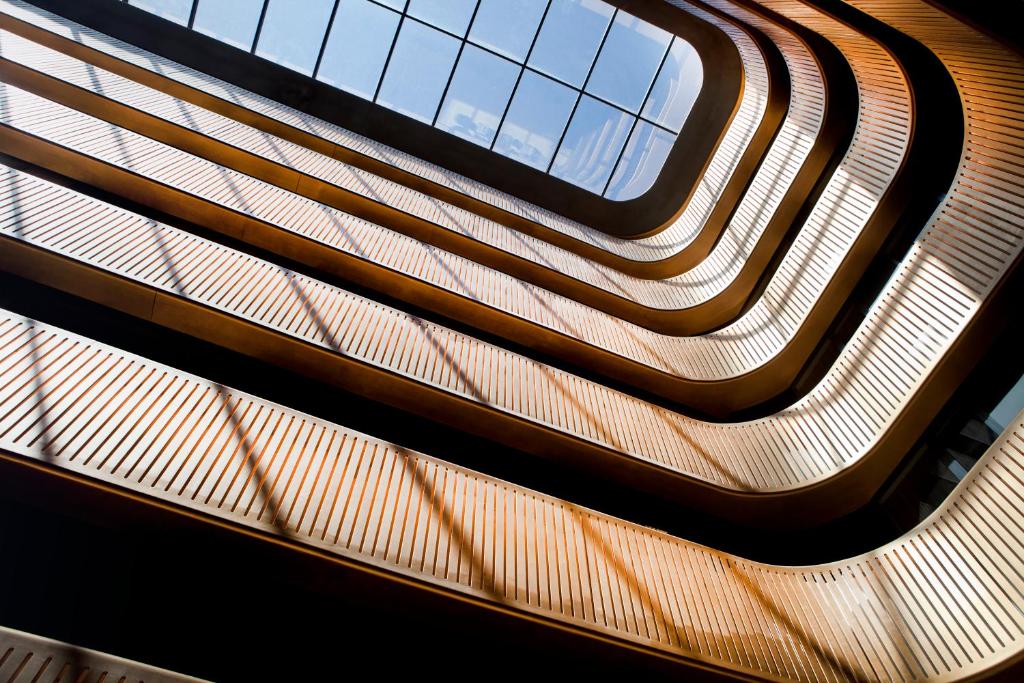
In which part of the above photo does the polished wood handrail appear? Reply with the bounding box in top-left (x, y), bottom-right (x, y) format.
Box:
top-left (0, 0), bottom-right (824, 333)
top-left (0, 10), bottom-right (874, 410)
top-left (0, 625), bottom-right (206, 682)
top-left (0, 0), bottom-right (1015, 524)
top-left (0, 0), bottom-right (787, 277)
top-left (2, 311), bottom-right (1021, 680)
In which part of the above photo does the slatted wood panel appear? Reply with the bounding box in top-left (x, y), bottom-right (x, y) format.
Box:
top-left (0, 64), bottom-right (831, 405)
top-left (2, 311), bottom-right (1022, 681)
top-left (0, 0), bottom-right (907, 382)
top-left (0, 2), bottom-right (828, 323)
top-left (0, 0), bottom-right (1017, 514)
top-left (0, 19), bottom-right (788, 324)
top-left (0, 0), bottom-right (769, 266)
top-left (0, 626), bottom-right (206, 682)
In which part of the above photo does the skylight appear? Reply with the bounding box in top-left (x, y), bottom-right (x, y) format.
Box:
top-left (126, 0), bottom-right (704, 200)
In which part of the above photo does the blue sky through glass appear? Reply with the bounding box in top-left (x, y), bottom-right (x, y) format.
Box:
top-left (407, 0), bottom-right (478, 36)
top-left (587, 12), bottom-right (672, 113)
top-left (527, 0), bottom-right (613, 87)
top-left (254, 0), bottom-right (334, 75)
top-left (468, 0), bottom-right (547, 62)
top-left (192, 0), bottom-right (263, 50)
top-left (317, 0), bottom-right (399, 100)
top-left (642, 38), bottom-right (704, 132)
top-left (128, 0), bottom-right (191, 24)
top-left (550, 95), bottom-right (631, 193)
top-left (376, 20), bottom-right (460, 123)
top-left (436, 45), bottom-right (519, 147)
top-left (493, 70), bottom-right (576, 170)
top-left (605, 121), bottom-right (676, 200)
top-left (130, 0), bottom-right (705, 199)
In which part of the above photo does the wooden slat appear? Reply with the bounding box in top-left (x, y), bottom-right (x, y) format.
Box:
top-left (0, 17), bottom-right (878, 409)
top-left (0, 0), bottom-right (1016, 526)
top-left (1, 309), bottom-right (1022, 681)
top-left (0, 0), bottom-right (770, 269)
top-left (0, 625), bottom-right (206, 682)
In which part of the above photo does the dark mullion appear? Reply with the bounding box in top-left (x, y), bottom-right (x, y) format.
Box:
top-left (545, 8), bottom-right (618, 174)
top-left (312, 0), bottom-right (343, 79)
top-left (186, 0), bottom-right (199, 29)
top-left (430, 0), bottom-right (482, 127)
top-left (600, 35), bottom-right (675, 197)
top-left (520, 64), bottom-right (674, 136)
top-left (371, 10), bottom-right (407, 101)
top-left (489, 0), bottom-right (551, 151)
top-left (365, 0), bottom-right (406, 13)
top-left (249, 0), bottom-right (271, 53)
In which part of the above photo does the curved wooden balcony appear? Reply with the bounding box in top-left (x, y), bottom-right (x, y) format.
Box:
top-left (0, 0), bottom-right (1015, 525)
top-left (0, 0), bottom-right (900, 412)
top-left (0, 0), bottom-right (792, 276)
top-left (0, 0), bottom-right (845, 335)
top-left (1, 310), bottom-right (1021, 681)
top-left (0, 625), bottom-right (205, 682)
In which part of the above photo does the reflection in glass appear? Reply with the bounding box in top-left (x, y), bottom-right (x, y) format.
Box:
top-left (468, 0), bottom-right (547, 62)
top-left (406, 0), bottom-right (478, 36)
top-left (587, 12), bottom-right (671, 113)
top-left (255, 0), bottom-right (335, 75)
top-left (376, 20), bottom-right (460, 123)
top-left (528, 0), bottom-right (613, 87)
top-left (642, 38), bottom-right (703, 132)
top-left (493, 71), bottom-right (576, 170)
top-left (604, 122), bottom-right (675, 200)
top-left (317, 0), bottom-right (400, 99)
top-left (193, 0), bottom-right (265, 51)
top-left (551, 96), bottom-right (631, 192)
top-left (128, 0), bottom-right (191, 24)
top-left (436, 46), bottom-right (519, 147)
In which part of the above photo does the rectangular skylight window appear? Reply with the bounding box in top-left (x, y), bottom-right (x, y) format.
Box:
top-left (317, 0), bottom-right (400, 100)
top-left (254, 0), bottom-right (334, 75)
top-left (192, 0), bottom-right (264, 51)
top-left (129, 0), bottom-right (704, 200)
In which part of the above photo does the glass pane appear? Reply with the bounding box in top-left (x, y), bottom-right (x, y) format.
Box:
top-left (468, 0), bottom-right (546, 62)
top-left (527, 0), bottom-right (613, 87)
top-left (604, 121), bottom-right (675, 200)
top-left (254, 0), bottom-right (335, 75)
top-left (192, 0), bottom-right (264, 51)
top-left (436, 45), bottom-right (519, 147)
top-left (377, 0), bottom-right (406, 8)
top-left (493, 70), bottom-right (576, 170)
top-left (376, 20), bottom-right (460, 124)
top-left (988, 373), bottom-right (1024, 434)
top-left (406, 0), bottom-right (477, 36)
top-left (317, 0), bottom-right (400, 99)
top-left (550, 95), bottom-right (632, 192)
top-left (128, 0), bottom-right (192, 25)
top-left (642, 38), bottom-right (703, 132)
top-left (586, 12), bottom-right (671, 113)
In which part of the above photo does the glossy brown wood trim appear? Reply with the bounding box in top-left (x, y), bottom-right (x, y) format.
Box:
top-left (22, 0), bottom-right (745, 238)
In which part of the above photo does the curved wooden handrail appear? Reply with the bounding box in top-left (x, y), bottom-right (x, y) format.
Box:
top-left (0, 0), bottom-right (788, 278)
top-left (0, 0), bottom-right (835, 335)
top-left (2, 311), bottom-right (1022, 681)
top-left (0, 2), bottom-right (891, 411)
top-left (0, 625), bottom-right (206, 682)
top-left (0, 0), bottom-right (1016, 525)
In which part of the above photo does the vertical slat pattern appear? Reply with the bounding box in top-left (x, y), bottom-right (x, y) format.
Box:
top-left (1, 311), bottom-right (1022, 681)
top-left (0, 0), bottom-right (768, 264)
top-left (0, 626), bottom-right (206, 682)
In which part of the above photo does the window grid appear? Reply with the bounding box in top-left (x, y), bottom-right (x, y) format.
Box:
top-left (131, 0), bottom-right (700, 199)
